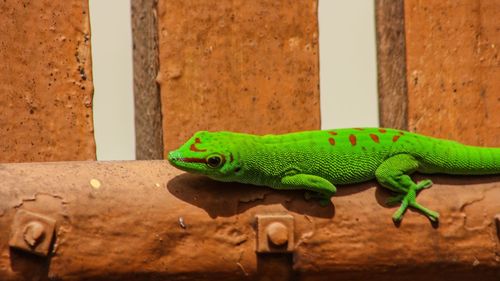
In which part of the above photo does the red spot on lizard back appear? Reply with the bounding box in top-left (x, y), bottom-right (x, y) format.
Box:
top-left (349, 134), bottom-right (357, 146)
top-left (392, 135), bottom-right (400, 142)
top-left (369, 134), bottom-right (380, 143)
top-left (328, 137), bottom-right (336, 146)
top-left (328, 131), bottom-right (338, 136)
top-left (399, 131), bottom-right (405, 135)
top-left (378, 128), bottom-right (387, 133)
top-left (354, 128), bottom-right (363, 131)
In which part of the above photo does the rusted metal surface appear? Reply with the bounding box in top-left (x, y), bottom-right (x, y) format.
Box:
top-left (404, 0), bottom-right (500, 146)
top-left (0, 0), bottom-right (96, 162)
top-left (132, 0), bottom-right (164, 160)
top-left (0, 161), bottom-right (499, 280)
top-left (157, 0), bottom-right (321, 155)
top-left (375, 0), bottom-right (408, 130)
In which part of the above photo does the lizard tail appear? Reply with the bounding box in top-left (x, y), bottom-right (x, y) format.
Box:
top-left (418, 142), bottom-right (500, 175)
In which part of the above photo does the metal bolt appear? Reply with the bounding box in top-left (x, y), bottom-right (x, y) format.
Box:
top-left (23, 221), bottom-right (45, 247)
top-left (266, 222), bottom-right (288, 246)
top-left (256, 214), bottom-right (294, 253)
top-left (9, 210), bottom-right (56, 256)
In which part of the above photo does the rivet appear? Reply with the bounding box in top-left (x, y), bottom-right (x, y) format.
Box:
top-left (266, 222), bottom-right (288, 246)
top-left (23, 221), bottom-right (45, 247)
top-left (90, 178), bottom-right (101, 189)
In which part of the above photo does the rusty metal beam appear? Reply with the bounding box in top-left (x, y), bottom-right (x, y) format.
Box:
top-left (0, 161), bottom-right (499, 280)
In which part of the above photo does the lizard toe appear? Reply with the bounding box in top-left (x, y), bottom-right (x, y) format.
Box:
top-left (415, 179), bottom-right (433, 191)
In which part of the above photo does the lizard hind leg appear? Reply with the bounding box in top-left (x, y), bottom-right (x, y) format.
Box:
top-left (375, 154), bottom-right (439, 223)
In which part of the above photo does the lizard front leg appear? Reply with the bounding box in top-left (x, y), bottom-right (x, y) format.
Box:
top-left (375, 154), bottom-right (438, 223)
top-left (278, 174), bottom-right (337, 205)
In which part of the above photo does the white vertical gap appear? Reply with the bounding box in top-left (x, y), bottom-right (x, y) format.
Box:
top-left (89, 0), bottom-right (135, 160)
top-left (318, 0), bottom-right (379, 129)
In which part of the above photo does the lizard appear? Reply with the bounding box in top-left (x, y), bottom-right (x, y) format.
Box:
top-left (167, 128), bottom-right (500, 223)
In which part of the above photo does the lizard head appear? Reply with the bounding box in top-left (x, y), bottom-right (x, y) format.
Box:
top-left (168, 131), bottom-right (243, 181)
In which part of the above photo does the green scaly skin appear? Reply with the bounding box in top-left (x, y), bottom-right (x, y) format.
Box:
top-left (168, 128), bottom-right (500, 223)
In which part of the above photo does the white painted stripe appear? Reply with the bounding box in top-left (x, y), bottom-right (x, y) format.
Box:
top-left (89, 0), bottom-right (135, 160)
top-left (319, 0), bottom-right (379, 129)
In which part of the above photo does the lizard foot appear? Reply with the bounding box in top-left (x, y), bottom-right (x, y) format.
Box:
top-left (391, 181), bottom-right (439, 223)
top-left (386, 179), bottom-right (433, 205)
top-left (415, 179), bottom-right (433, 191)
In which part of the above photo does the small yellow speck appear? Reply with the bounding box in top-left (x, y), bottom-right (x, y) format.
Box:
top-left (155, 183), bottom-right (161, 188)
top-left (90, 179), bottom-right (101, 189)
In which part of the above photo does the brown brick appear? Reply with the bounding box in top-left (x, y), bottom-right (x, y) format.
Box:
top-left (405, 0), bottom-right (500, 146)
top-left (157, 0), bottom-right (320, 154)
top-left (0, 0), bottom-right (95, 162)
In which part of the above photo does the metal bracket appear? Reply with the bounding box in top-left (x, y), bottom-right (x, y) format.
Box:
top-left (256, 214), bottom-right (294, 253)
top-left (9, 210), bottom-right (56, 257)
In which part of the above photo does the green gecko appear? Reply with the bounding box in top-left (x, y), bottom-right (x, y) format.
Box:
top-left (168, 128), bottom-right (500, 223)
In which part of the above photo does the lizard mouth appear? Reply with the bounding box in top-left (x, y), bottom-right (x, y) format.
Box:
top-left (174, 157), bottom-right (207, 164)
top-left (167, 151), bottom-right (207, 165)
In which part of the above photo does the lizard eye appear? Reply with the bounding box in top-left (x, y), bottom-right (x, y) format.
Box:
top-left (206, 155), bottom-right (224, 168)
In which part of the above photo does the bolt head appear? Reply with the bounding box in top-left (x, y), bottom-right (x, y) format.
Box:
top-left (266, 222), bottom-right (288, 246)
top-left (9, 210), bottom-right (56, 256)
top-left (23, 221), bottom-right (45, 247)
top-left (256, 214), bottom-right (294, 253)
